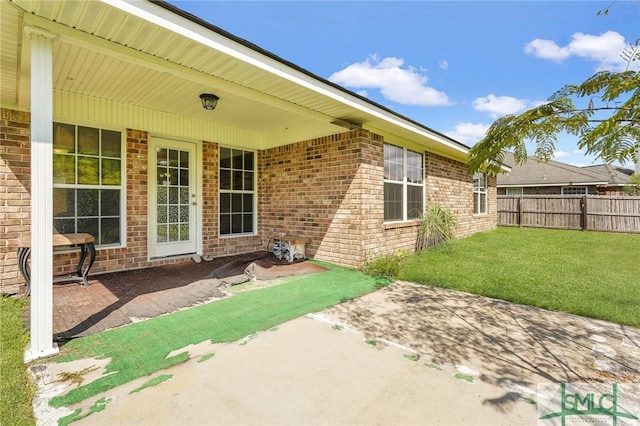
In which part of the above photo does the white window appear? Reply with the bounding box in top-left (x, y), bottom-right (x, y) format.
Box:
top-left (562, 187), bottom-right (587, 195)
top-left (473, 172), bottom-right (487, 215)
top-left (52, 123), bottom-right (124, 247)
top-left (219, 147), bottom-right (255, 235)
top-left (506, 187), bottom-right (523, 196)
top-left (384, 143), bottom-right (424, 222)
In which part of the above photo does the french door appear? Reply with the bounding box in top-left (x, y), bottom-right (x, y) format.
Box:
top-left (148, 138), bottom-right (198, 258)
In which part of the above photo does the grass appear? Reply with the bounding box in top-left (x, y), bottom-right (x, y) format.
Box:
top-left (0, 295), bottom-right (36, 426)
top-left (46, 261), bottom-right (390, 408)
top-left (399, 227), bottom-right (640, 328)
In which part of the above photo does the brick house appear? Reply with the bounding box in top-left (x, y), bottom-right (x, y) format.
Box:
top-left (1, 0), bottom-right (498, 356)
top-left (497, 152), bottom-right (634, 196)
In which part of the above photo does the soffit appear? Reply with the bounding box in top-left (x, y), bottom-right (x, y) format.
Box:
top-left (4, 0), bottom-right (469, 159)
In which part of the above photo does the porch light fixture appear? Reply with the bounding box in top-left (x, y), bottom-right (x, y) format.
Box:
top-left (199, 93), bottom-right (219, 110)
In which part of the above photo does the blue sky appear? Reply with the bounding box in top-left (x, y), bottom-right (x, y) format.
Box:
top-left (169, 1), bottom-right (639, 168)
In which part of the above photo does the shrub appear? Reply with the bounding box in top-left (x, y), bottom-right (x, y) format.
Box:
top-left (415, 204), bottom-right (458, 251)
top-left (362, 251), bottom-right (407, 279)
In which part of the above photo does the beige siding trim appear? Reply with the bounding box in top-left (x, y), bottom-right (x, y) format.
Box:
top-left (53, 91), bottom-right (264, 149)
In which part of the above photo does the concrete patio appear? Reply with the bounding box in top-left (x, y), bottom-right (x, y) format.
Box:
top-left (34, 281), bottom-right (640, 425)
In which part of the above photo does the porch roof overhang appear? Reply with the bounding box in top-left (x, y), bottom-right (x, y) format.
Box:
top-left (1, 0), bottom-right (471, 162)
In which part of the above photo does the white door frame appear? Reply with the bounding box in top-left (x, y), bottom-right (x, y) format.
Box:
top-left (147, 136), bottom-right (202, 260)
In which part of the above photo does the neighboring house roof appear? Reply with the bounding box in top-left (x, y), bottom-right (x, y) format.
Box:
top-left (0, 0), bottom-right (470, 163)
top-left (497, 152), bottom-right (633, 188)
top-left (582, 164), bottom-right (634, 188)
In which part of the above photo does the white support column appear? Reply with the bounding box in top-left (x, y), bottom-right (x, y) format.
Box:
top-left (25, 28), bottom-right (58, 362)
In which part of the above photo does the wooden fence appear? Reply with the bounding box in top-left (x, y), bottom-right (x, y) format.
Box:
top-left (497, 195), bottom-right (640, 233)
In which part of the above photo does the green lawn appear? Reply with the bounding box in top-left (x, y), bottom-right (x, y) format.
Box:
top-left (399, 227), bottom-right (640, 328)
top-left (0, 296), bottom-right (36, 426)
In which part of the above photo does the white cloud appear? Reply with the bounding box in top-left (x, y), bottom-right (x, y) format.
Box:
top-left (524, 31), bottom-right (632, 72)
top-left (573, 148), bottom-right (584, 155)
top-left (329, 55), bottom-right (453, 106)
top-left (438, 60), bottom-right (449, 70)
top-left (553, 151), bottom-right (570, 159)
top-left (446, 122), bottom-right (490, 145)
top-left (472, 94), bottom-right (529, 119)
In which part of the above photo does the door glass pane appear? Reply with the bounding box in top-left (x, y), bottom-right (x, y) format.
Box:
top-left (180, 206), bottom-right (189, 223)
top-left (179, 188), bottom-right (189, 204)
top-left (169, 187), bottom-right (179, 204)
top-left (168, 224), bottom-right (179, 242)
top-left (168, 149), bottom-right (179, 167)
top-left (180, 224), bottom-right (189, 241)
top-left (157, 225), bottom-right (167, 243)
top-left (157, 205), bottom-right (167, 224)
top-left (155, 146), bottom-right (192, 247)
top-left (180, 150), bottom-right (189, 167)
top-left (179, 169), bottom-right (189, 187)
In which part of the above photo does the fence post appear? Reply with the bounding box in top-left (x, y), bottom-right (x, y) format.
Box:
top-left (518, 196), bottom-right (523, 227)
top-left (581, 196), bottom-right (588, 231)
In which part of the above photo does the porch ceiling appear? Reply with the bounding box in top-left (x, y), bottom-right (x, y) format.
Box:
top-left (1, 0), bottom-right (470, 160)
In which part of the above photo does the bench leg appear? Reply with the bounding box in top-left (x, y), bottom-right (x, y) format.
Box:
top-left (78, 242), bottom-right (96, 286)
top-left (17, 247), bottom-right (31, 297)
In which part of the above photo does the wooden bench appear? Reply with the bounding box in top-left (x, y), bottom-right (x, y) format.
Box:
top-left (17, 233), bottom-right (96, 297)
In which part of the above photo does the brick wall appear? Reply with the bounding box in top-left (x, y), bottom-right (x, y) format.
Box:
top-left (426, 152), bottom-right (497, 238)
top-left (1, 106), bottom-right (498, 292)
top-left (259, 129), bottom-right (384, 268)
top-left (259, 133), bottom-right (498, 268)
top-left (0, 109), bottom-right (32, 293)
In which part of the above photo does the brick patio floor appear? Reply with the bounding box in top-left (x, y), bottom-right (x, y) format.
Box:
top-left (23, 251), bottom-right (322, 342)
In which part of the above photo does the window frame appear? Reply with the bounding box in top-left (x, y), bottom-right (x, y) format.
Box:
top-left (505, 187), bottom-right (523, 196)
top-left (383, 143), bottom-right (425, 223)
top-left (218, 146), bottom-right (257, 237)
top-left (52, 121), bottom-right (126, 248)
top-left (473, 172), bottom-right (488, 215)
top-left (561, 186), bottom-right (587, 195)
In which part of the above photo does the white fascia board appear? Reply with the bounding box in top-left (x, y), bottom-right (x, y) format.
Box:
top-left (104, 0), bottom-right (467, 155)
top-left (499, 181), bottom-right (608, 188)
